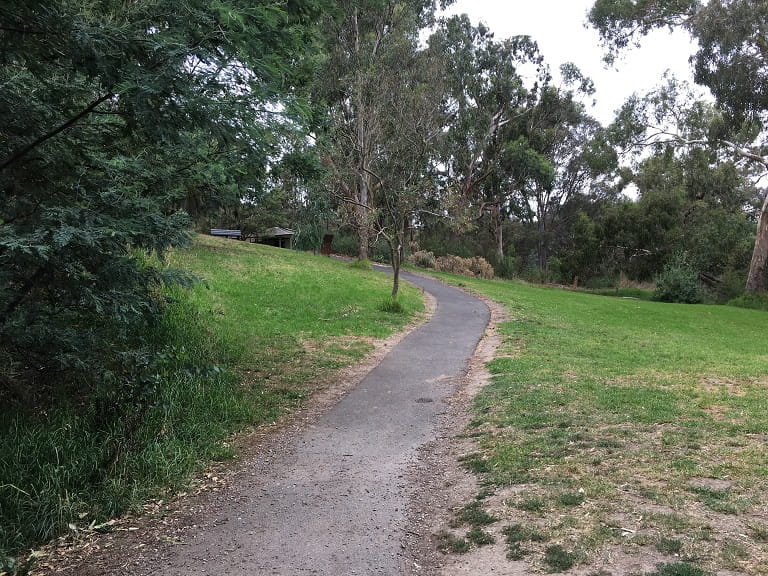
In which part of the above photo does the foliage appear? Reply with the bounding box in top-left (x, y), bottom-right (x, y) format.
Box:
top-left (654, 254), bottom-right (704, 303)
top-left (0, 0), bottom-right (326, 396)
top-left (648, 563), bottom-right (707, 576)
top-left (349, 259), bottom-right (373, 271)
top-left (589, 0), bottom-right (768, 292)
top-left (408, 250), bottom-right (437, 269)
top-left (378, 298), bottom-right (406, 314)
top-left (728, 292), bottom-right (768, 312)
top-left (434, 255), bottom-right (494, 279)
top-left (543, 545), bottom-right (576, 572)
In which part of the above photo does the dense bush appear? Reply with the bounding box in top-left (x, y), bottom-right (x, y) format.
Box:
top-left (407, 250), bottom-right (494, 279)
top-left (408, 250), bottom-right (437, 269)
top-left (654, 256), bottom-right (703, 304)
top-left (434, 255), bottom-right (495, 279)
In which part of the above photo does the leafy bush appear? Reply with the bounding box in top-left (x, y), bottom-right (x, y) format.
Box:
top-left (654, 256), bottom-right (703, 304)
top-left (408, 250), bottom-right (436, 269)
top-left (493, 255), bottom-right (518, 279)
top-left (434, 255), bottom-right (494, 279)
top-left (728, 291), bottom-right (768, 312)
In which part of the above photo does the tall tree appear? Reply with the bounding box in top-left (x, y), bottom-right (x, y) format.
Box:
top-left (589, 0), bottom-right (768, 291)
top-left (0, 1), bottom-right (325, 393)
top-left (316, 0), bottom-right (450, 262)
top-left (508, 68), bottom-right (614, 271)
top-left (428, 15), bottom-right (542, 260)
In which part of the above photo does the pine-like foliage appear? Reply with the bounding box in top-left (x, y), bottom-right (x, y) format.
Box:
top-left (0, 1), bottom-right (324, 396)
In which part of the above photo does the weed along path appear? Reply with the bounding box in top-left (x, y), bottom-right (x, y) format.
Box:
top-left (67, 272), bottom-right (489, 575)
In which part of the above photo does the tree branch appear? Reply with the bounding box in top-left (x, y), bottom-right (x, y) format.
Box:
top-left (0, 93), bottom-right (114, 172)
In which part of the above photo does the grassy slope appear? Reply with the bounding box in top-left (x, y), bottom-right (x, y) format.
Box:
top-left (430, 274), bottom-right (767, 575)
top-left (0, 236), bottom-right (422, 561)
top-left (173, 235), bottom-right (423, 390)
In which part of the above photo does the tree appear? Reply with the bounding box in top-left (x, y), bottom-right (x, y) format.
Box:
top-left (315, 0), bottom-right (450, 262)
top-left (0, 1), bottom-right (325, 395)
top-left (507, 68), bottom-right (615, 271)
top-left (428, 15), bottom-right (542, 261)
top-left (589, 0), bottom-right (768, 291)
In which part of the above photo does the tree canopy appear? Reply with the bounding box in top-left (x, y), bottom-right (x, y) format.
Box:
top-left (0, 0), bottom-right (326, 393)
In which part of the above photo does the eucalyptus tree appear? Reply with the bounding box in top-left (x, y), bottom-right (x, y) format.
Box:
top-left (316, 0), bottom-right (452, 262)
top-left (589, 0), bottom-right (768, 291)
top-left (427, 15), bottom-right (543, 260)
top-left (0, 1), bottom-right (326, 395)
top-left (509, 69), bottom-right (616, 271)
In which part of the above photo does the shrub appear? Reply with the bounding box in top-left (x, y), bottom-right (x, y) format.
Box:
top-left (493, 255), bottom-right (518, 279)
top-left (654, 256), bottom-right (703, 304)
top-left (434, 255), bottom-right (494, 279)
top-left (728, 291), bottom-right (768, 312)
top-left (349, 259), bottom-right (373, 271)
top-left (408, 250), bottom-right (436, 269)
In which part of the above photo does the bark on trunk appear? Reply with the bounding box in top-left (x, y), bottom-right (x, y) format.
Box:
top-left (493, 203), bottom-right (504, 262)
top-left (390, 237), bottom-right (401, 300)
top-left (358, 219), bottom-right (369, 261)
top-left (746, 192), bottom-right (768, 292)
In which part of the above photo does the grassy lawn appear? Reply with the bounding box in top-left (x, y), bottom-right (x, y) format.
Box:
top-left (431, 274), bottom-right (767, 575)
top-left (173, 235), bottom-right (424, 393)
top-left (0, 235), bottom-right (422, 564)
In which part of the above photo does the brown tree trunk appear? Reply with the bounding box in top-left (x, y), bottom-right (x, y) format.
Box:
top-left (390, 235), bottom-right (402, 300)
top-left (357, 216), bottom-right (369, 261)
top-left (746, 192), bottom-right (768, 292)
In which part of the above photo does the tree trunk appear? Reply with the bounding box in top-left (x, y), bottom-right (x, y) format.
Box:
top-left (537, 218), bottom-right (547, 270)
top-left (390, 235), bottom-right (401, 300)
top-left (489, 202), bottom-right (504, 262)
top-left (746, 192), bottom-right (768, 292)
top-left (357, 211), bottom-right (369, 261)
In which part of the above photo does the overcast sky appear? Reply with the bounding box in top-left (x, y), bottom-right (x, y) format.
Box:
top-left (441, 0), bottom-right (701, 125)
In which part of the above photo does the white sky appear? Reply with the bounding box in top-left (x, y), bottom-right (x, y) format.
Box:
top-left (441, 0), bottom-right (701, 125)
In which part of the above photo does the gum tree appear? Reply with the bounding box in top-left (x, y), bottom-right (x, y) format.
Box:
top-left (589, 0), bottom-right (768, 291)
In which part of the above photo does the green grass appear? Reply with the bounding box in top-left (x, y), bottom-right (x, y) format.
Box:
top-left (0, 236), bottom-right (423, 563)
top-left (423, 272), bottom-right (768, 575)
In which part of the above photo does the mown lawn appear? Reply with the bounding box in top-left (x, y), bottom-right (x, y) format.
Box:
top-left (430, 274), bottom-right (767, 575)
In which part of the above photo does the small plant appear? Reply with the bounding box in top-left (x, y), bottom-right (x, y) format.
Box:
top-left (515, 496), bottom-right (547, 513)
top-left (458, 452), bottom-right (490, 474)
top-left (656, 537), bottom-right (683, 554)
top-left (466, 527), bottom-right (496, 546)
top-left (436, 530), bottom-right (470, 554)
top-left (544, 544), bottom-right (576, 572)
top-left (453, 501), bottom-right (497, 527)
top-left (506, 542), bottom-right (528, 560)
top-left (647, 562), bottom-right (707, 576)
top-left (556, 491), bottom-right (585, 507)
top-left (349, 258), bottom-right (373, 271)
top-left (749, 523), bottom-right (768, 542)
top-left (378, 298), bottom-right (405, 314)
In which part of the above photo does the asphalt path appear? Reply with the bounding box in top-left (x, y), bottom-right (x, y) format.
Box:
top-left (145, 271), bottom-right (489, 575)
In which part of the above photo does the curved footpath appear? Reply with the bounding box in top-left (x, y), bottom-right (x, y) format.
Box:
top-left (75, 272), bottom-right (489, 575)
